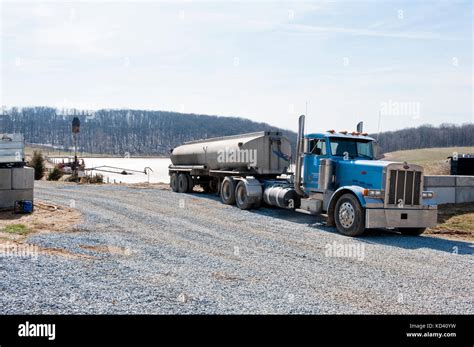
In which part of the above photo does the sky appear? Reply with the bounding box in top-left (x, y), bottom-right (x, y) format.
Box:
top-left (1, 0), bottom-right (472, 134)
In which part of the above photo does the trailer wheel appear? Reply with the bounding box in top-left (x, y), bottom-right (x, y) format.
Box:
top-left (170, 173), bottom-right (179, 192)
top-left (235, 180), bottom-right (253, 210)
top-left (253, 197), bottom-right (263, 209)
top-left (186, 174), bottom-right (194, 193)
top-left (178, 173), bottom-right (189, 193)
top-left (220, 177), bottom-right (236, 205)
top-left (334, 193), bottom-right (365, 236)
top-left (399, 227), bottom-right (426, 236)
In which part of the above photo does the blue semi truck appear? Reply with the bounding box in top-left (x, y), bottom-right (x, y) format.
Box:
top-left (169, 115), bottom-right (438, 236)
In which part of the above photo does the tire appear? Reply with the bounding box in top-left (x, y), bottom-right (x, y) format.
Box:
top-left (220, 177), bottom-right (236, 205)
top-left (399, 227), bottom-right (426, 236)
top-left (235, 180), bottom-right (253, 210)
top-left (334, 193), bottom-right (365, 236)
top-left (186, 174), bottom-right (194, 193)
top-left (208, 179), bottom-right (219, 193)
top-left (253, 197), bottom-right (263, 209)
top-left (178, 173), bottom-right (189, 193)
top-left (170, 173), bottom-right (179, 192)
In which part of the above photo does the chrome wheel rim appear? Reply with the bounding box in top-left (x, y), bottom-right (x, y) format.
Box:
top-left (339, 202), bottom-right (355, 228)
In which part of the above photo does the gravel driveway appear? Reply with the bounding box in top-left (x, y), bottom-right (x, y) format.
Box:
top-left (1, 181), bottom-right (472, 314)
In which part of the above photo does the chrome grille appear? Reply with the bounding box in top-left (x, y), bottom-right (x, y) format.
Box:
top-left (387, 169), bottom-right (421, 206)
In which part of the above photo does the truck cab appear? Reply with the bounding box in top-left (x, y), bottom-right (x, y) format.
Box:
top-left (297, 125), bottom-right (438, 236)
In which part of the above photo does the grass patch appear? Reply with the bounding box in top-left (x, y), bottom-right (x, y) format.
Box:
top-left (427, 203), bottom-right (474, 240)
top-left (382, 146), bottom-right (474, 175)
top-left (2, 224), bottom-right (31, 235)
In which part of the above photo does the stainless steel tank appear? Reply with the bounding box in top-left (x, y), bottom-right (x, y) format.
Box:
top-left (170, 131), bottom-right (291, 175)
top-left (263, 186), bottom-right (300, 209)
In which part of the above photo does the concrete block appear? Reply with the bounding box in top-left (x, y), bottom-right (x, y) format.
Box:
top-left (11, 167), bottom-right (34, 190)
top-left (455, 176), bottom-right (474, 187)
top-left (427, 187), bottom-right (456, 204)
top-left (0, 169), bottom-right (12, 190)
top-left (424, 175), bottom-right (455, 187)
top-left (455, 187), bottom-right (474, 203)
top-left (0, 189), bottom-right (33, 209)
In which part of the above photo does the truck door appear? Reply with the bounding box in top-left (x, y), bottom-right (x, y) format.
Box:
top-left (303, 138), bottom-right (327, 191)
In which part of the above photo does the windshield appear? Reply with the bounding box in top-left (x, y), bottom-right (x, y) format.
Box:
top-left (329, 138), bottom-right (374, 159)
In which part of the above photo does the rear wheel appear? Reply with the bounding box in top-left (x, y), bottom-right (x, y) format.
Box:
top-left (170, 173), bottom-right (179, 192)
top-left (253, 196), bottom-right (263, 209)
top-left (235, 180), bottom-right (253, 210)
top-left (399, 227), bottom-right (426, 236)
top-left (334, 193), bottom-right (365, 236)
top-left (178, 173), bottom-right (189, 193)
top-left (220, 177), bottom-right (236, 205)
top-left (186, 174), bottom-right (194, 193)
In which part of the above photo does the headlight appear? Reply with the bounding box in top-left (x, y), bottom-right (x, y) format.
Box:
top-left (422, 191), bottom-right (434, 199)
top-left (363, 189), bottom-right (384, 198)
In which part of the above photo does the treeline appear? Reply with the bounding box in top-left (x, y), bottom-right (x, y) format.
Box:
top-left (0, 106), bottom-right (297, 156)
top-left (1, 106), bottom-right (471, 156)
top-left (373, 123), bottom-right (474, 154)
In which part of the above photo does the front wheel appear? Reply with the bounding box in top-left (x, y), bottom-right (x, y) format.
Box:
top-left (334, 193), bottom-right (365, 236)
top-left (399, 227), bottom-right (426, 236)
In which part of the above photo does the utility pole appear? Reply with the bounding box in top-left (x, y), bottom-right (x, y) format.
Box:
top-left (72, 117), bottom-right (80, 180)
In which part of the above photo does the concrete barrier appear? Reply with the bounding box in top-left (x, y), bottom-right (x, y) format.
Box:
top-left (0, 189), bottom-right (33, 209)
top-left (424, 175), bottom-right (456, 187)
top-left (0, 169), bottom-right (12, 190)
top-left (0, 167), bottom-right (34, 209)
top-left (424, 175), bottom-right (474, 204)
top-left (12, 167), bottom-right (34, 190)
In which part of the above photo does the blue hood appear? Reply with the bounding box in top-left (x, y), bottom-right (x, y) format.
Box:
top-left (335, 160), bottom-right (396, 189)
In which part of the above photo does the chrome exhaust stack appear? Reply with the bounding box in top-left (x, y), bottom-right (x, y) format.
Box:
top-left (294, 115), bottom-right (306, 197)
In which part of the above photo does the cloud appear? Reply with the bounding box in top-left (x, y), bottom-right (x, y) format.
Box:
top-left (282, 24), bottom-right (464, 41)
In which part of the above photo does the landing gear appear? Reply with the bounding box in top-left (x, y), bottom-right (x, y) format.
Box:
top-left (202, 178), bottom-right (218, 194)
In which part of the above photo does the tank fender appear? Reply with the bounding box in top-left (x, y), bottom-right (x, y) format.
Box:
top-left (239, 177), bottom-right (263, 203)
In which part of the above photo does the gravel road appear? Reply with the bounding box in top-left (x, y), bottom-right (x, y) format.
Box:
top-left (1, 181), bottom-right (472, 314)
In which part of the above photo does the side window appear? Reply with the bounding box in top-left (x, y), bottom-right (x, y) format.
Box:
top-left (316, 139), bottom-right (327, 155)
top-left (309, 139), bottom-right (326, 155)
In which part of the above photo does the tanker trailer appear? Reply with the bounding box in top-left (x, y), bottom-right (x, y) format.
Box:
top-left (168, 131), bottom-right (292, 194)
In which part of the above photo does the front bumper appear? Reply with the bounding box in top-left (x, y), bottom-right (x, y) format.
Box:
top-left (365, 207), bottom-right (438, 229)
